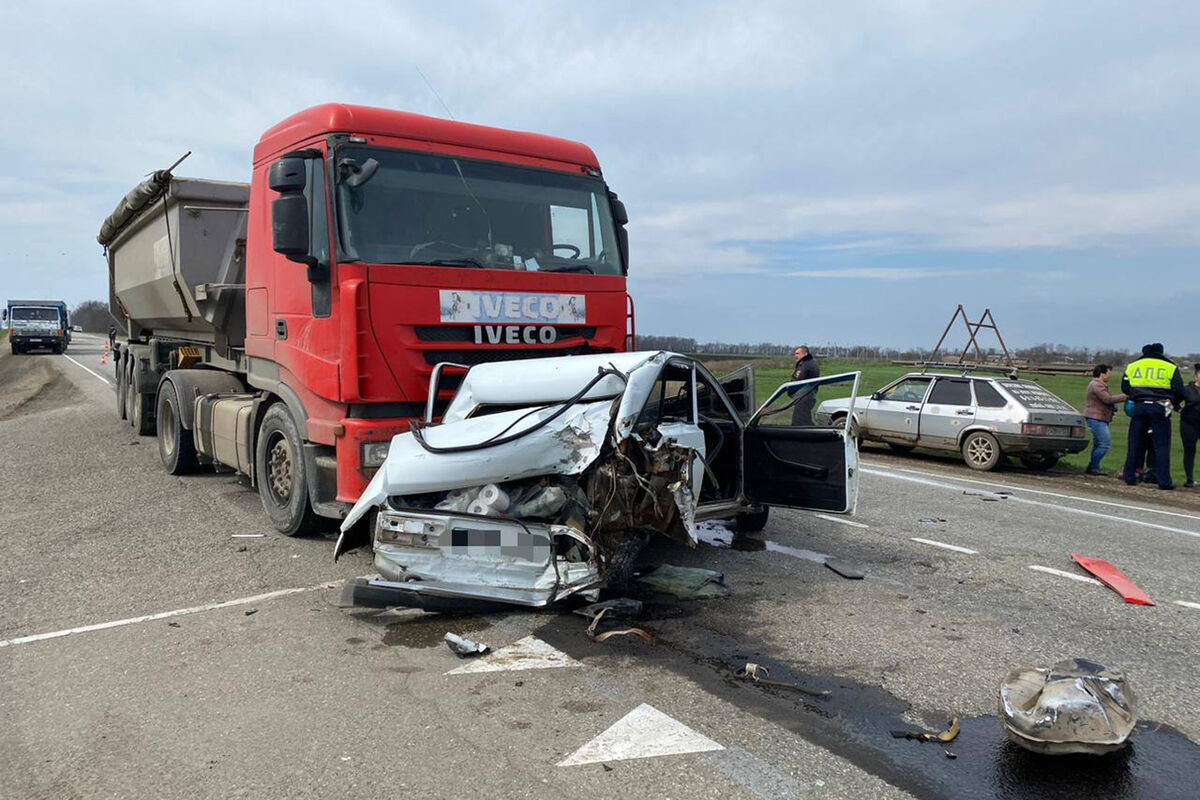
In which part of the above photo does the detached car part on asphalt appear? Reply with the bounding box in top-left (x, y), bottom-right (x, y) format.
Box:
top-left (336, 351), bottom-right (861, 610)
top-left (998, 658), bottom-right (1137, 755)
top-left (815, 371), bottom-right (1087, 471)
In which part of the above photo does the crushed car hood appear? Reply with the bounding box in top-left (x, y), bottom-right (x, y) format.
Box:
top-left (341, 350), bottom-right (682, 534)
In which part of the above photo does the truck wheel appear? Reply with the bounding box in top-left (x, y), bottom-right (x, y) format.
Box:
top-left (156, 381), bottom-right (198, 474)
top-left (116, 355), bottom-right (128, 420)
top-left (961, 431), bottom-right (1002, 471)
top-left (734, 506), bottom-right (770, 532)
top-left (1020, 453), bottom-right (1059, 472)
top-left (255, 403), bottom-right (320, 537)
top-left (130, 389), bottom-right (155, 436)
top-left (126, 359), bottom-right (138, 429)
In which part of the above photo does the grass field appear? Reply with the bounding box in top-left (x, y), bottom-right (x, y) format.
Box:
top-left (703, 356), bottom-right (1194, 481)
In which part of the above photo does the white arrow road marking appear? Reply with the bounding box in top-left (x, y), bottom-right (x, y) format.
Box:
top-left (558, 703), bottom-right (724, 766)
top-left (445, 635), bottom-right (581, 675)
top-left (1027, 565), bottom-right (1102, 586)
top-left (910, 537), bottom-right (978, 554)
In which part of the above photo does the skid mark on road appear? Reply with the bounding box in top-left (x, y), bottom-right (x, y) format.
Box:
top-left (0, 580), bottom-right (342, 648)
top-left (864, 467), bottom-right (1200, 540)
top-left (864, 460), bottom-right (1200, 522)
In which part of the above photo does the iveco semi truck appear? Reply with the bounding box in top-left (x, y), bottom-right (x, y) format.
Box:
top-left (99, 104), bottom-right (633, 536)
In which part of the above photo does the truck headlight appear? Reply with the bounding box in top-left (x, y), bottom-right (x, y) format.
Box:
top-left (361, 441), bottom-right (391, 469)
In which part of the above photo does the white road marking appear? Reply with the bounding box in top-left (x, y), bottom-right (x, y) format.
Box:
top-left (231, 534), bottom-right (265, 538)
top-left (446, 635), bottom-right (581, 675)
top-left (1174, 600), bottom-right (1200, 611)
top-left (814, 512), bottom-right (869, 529)
top-left (865, 460), bottom-right (1200, 523)
top-left (910, 537), bottom-right (977, 554)
top-left (864, 467), bottom-right (1200, 540)
top-left (62, 354), bottom-right (113, 386)
top-left (1027, 565), bottom-right (1103, 586)
top-left (558, 703), bottom-right (724, 766)
top-left (0, 581), bottom-right (340, 649)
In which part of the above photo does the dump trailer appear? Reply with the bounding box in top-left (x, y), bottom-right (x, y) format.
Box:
top-left (99, 103), bottom-right (634, 535)
top-left (4, 299), bottom-right (69, 354)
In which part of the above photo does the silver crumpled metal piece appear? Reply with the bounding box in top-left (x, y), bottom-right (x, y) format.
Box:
top-left (998, 658), bottom-right (1136, 755)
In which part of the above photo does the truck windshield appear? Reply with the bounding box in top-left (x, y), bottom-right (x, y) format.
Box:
top-left (335, 146), bottom-right (623, 275)
top-left (12, 308), bottom-right (60, 321)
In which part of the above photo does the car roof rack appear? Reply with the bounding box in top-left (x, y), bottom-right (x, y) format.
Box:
top-left (913, 361), bottom-right (1021, 379)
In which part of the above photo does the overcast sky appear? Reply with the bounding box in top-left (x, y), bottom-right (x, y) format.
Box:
top-left (2, 1), bottom-right (1197, 350)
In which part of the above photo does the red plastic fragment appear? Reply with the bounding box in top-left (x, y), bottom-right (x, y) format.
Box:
top-left (1070, 554), bottom-right (1156, 606)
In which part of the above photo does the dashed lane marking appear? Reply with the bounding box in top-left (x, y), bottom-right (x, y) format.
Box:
top-left (864, 460), bottom-right (1200, 523)
top-left (446, 635), bottom-right (581, 675)
top-left (62, 354), bottom-right (113, 386)
top-left (558, 703), bottom-right (724, 766)
top-left (0, 581), bottom-right (341, 648)
top-left (910, 537), bottom-right (978, 554)
top-left (864, 467), bottom-right (1200, 540)
top-left (1174, 600), bottom-right (1200, 611)
top-left (1027, 565), bottom-right (1103, 586)
top-left (814, 512), bottom-right (869, 528)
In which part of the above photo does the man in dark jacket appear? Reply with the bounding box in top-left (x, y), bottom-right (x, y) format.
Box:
top-left (790, 345), bottom-right (821, 426)
top-left (1121, 343), bottom-right (1186, 489)
top-left (1180, 363), bottom-right (1200, 488)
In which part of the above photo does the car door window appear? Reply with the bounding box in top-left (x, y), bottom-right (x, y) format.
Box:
top-left (636, 362), bottom-right (695, 428)
top-left (973, 381), bottom-right (1008, 408)
top-left (927, 379), bottom-right (972, 406)
top-left (880, 378), bottom-right (931, 404)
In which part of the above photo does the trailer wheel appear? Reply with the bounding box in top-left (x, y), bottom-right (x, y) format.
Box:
top-left (156, 380), bottom-right (197, 474)
top-left (130, 388), bottom-right (155, 436)
top-left (255, 403), bottom-right (320, 537)
top-left (116, 354), bottom-right (128, 420)
top-left (734, 505), bottom-right (770, 532)
top-left (126, 359), bottom-right (138, 430)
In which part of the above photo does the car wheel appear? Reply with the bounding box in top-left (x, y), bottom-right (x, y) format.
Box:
top-left (961, 431), bottom-right (1002, 471)
top-left (255, 403), bottom-right (320, 537)
top-left (156, 380), bottom-right (198, 474)
top-left (116, 354), bottom-right (128, 420)
top-left (1020, 453), bottom-right (1060, 472)
top-left (887, 442), bottom-right (915, 454)
top-left (734, 506), bottom-right (770, 532)
top-left (604, 529), bottom-right (651, 592)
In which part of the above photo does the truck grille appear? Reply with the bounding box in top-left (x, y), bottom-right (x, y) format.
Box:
top-left (414, 325), bottom-right (596, 342)
top-left (422, 345), bottom-right (611, 367)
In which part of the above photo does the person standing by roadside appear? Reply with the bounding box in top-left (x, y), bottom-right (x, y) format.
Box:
top-left (108, 325), bottom-right (117, 349)
top-left (1179, 364), bottom-right (1200, 488)
top-left (790, 345), bottom-right (821, 426)
top-left (1121, 343), bottom-right (1185, 490)
top-left (1083, 364), bottom-right (1126, 475)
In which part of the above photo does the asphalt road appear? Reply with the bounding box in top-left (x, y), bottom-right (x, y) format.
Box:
top-left (2, 334), bottom-right (1198, 799)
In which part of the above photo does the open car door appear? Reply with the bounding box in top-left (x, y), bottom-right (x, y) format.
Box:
top-left (742, 372), bottom-right (861, 514)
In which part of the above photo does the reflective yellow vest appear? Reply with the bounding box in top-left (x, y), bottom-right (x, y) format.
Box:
top-left (1125, 357), bottom-right (1177, 389)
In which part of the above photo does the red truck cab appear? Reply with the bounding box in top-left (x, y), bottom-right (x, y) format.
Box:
top-left (244, 104), bottom-right (632, 532)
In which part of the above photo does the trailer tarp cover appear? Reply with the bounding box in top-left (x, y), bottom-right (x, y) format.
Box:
top-left (97, 170), bottom-right (173, 247)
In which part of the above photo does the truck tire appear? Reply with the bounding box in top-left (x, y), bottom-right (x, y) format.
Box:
top-left (255, 403), bottom-right (320, 537)
top-left (126, 359), bottom-right (138, 429)
top-left (130, 388), bottom-right (155, 436)
top-left (156, 380), bottom-right (198, 474)
top-left (961, 431), bottom-right (1002, 471)
top-left (116, 354), bottom-right (128, 420)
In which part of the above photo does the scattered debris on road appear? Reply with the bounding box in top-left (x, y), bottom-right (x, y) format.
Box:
top-left (244, 608), bottom-right (257, 616)
top-left (998, 658), bottom-right (1136, 754)
top-left (574, 598), bottom-right (644, 621)
top-left (736, 662), bottom-right (831, 698)
top-left (635, 565), bottom-right (729, 599)
top-left (1071, 554), bottom-right (1156, 606)
top-left (824, 559), bottom-right (865, 580)
top-left (963, 490), bottom-right (1007, 501)
top-left (444, 632), bottom-right (490, 658)
top-left (890, 716), bottom-right (960, 742)
top-left (585, 608), bottom-right (654, 644)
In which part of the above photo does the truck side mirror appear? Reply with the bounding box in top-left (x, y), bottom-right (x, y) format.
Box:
top-left (608, 192), bottom-right (629, 271)
top-left (270, 157), bottom-right (313, 263)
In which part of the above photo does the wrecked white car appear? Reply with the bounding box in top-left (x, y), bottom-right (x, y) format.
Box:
top-left (336, 351), bottom-right (860, 610)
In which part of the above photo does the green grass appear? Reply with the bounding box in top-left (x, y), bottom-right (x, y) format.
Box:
top-left (705, 356), bottom-right (1190, 480)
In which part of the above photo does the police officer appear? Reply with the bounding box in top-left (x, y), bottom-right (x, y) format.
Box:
top-left (1121, 343), bottom-right (1185, 490)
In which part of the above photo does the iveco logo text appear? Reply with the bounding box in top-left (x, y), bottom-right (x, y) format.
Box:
top-left (473, 325), bottom-right (558, 345)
